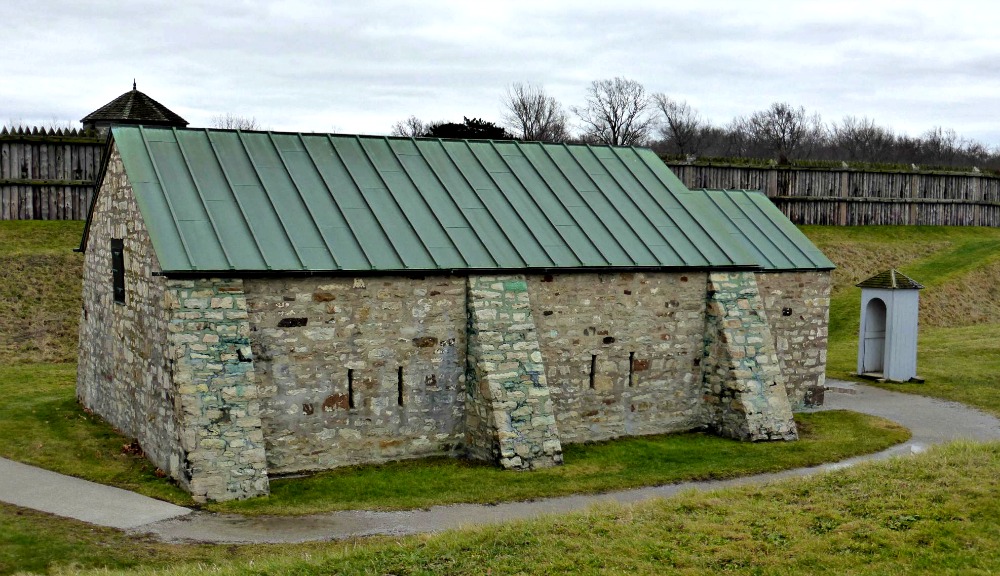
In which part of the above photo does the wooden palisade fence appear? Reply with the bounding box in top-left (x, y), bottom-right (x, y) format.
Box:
top-left (0, 127), bottom-right (104, 220)
top-left (667, 163), bottom-right (1000, 227)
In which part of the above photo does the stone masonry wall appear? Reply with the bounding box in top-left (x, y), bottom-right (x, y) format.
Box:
top-left (243, 276), bottom-right (468, 474)
top-left (164, 278), bottom-right (270, 501)
top-left (756, 271), bottom-right (831, 407)
top-left (528, 272), bottom-right (707, 443)
top-left (77, 144), bottom-right (184, 482)
top-left (466, 276), bottom-right (562, 470)
top-left (702, 272), bottom-right (798, 441)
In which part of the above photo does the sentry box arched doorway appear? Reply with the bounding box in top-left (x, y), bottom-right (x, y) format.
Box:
top-left (856, 269), bottom-right (923, 382)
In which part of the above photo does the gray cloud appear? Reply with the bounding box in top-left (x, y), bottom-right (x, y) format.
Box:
top-left (5, 1), bottom-right (1000, 143)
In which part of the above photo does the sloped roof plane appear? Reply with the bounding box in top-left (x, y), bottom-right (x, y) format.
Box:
top-left (81, 88), bottom-right (188, 127)
top-left (86, 126), bottom-right (832, 275)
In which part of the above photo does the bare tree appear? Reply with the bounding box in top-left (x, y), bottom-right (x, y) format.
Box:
top-left (571, 77), bottom-right (655, 146)
top-left (390, 116), bottom-right (428, 137)
top-left (210, 113), bottom-right (261, 130)
top-left (920, 126), bottom-right (960, 165)
top-left (741, 102), bottom-right (820, 161)
top-left (500, 82), bottom-right (570, 142)
top-left (831, 116), bottom-right (895, 162)
top-left (652, 94), bottom-right (705, 155)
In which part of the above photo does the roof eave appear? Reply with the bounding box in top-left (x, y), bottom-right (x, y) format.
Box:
top-left (152, 263), bottom-right (767, 279)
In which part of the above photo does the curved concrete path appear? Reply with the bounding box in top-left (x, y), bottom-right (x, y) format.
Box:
top-left (3, 380), bottom-right (999, 543)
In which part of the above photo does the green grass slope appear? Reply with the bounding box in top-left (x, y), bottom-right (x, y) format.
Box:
top-left (803, 225), bottom-right (1000, 415)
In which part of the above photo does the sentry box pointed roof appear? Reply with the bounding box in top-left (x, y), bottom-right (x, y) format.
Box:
top-left (857, 269), bottom-right (924, 290)
top-left (82, 126), bottom-right (833, 275)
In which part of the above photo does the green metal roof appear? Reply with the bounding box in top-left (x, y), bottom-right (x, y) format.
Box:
top-left (691, 189), bottom-right (836, 271)
top-left (90, 126), bottom-right (831, 274)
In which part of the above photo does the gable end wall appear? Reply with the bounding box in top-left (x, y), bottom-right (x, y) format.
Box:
top-left (76, 144), bottom-right (184, 481)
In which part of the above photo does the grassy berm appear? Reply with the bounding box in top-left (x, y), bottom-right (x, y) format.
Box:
top-left (0, 221), bottom-right (998, 575)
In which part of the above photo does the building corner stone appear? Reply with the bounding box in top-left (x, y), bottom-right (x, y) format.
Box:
top-left (166, 278), bottom-right (270, 502)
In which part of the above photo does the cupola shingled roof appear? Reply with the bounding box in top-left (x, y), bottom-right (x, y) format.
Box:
top-left (80, 81), bottom-right (188, 127)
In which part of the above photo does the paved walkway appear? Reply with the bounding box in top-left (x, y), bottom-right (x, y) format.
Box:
top-left (0, 458), bottom-right (190, 529)
top-left (3, 380), bottom-right (999, 543)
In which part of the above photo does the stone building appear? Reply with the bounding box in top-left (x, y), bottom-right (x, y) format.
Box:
top-left (77, 126), bottom-right (834, 502)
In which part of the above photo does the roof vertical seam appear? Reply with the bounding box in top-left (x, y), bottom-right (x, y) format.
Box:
top-left (172, 129), bottom-right (235, 270)
top-left (406, 139), bottom-right (500, 267)
top-left (299, 135), bottom-right (375, 269)
top-left (743, 191), bottom-right (823, 267)
top-left (204, 130), bottom-right (273, 269)
top-left (326, 135), bottom-right (407, 268)
top-left (632, 151), bottom-right (743, 265)
top-left (535, 144), bottom-right (633, 265)
top-left (584, 145), bottom-right (688, 265)
top-left (354, 136), bottom-right (436, 267)
top-left (381, 137), bottom-right (472, 267)
top-left (728, 191), bottom-right (798, 267)
top-left (235, 131), bottom-right (306, 268)
top-left (137, 126), bottom-right (196, 269)
top-left (610, 148), bottom-right (715, 264)
top-left (510, 141), bottom-right (609, 265)
top-left (437, 141), bottom-right (528, 267)
top-left (268, 133), bottom-right (342, 270)
top-left (704, 190), bottom-right (779, 269)
top-left (557, 143), bottom-right (648, 265)
top-left (463, 141), bottom-right (557, 266)
top-left (488, 141), bottom-right (586, 266)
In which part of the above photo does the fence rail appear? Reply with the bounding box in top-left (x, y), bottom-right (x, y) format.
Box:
top-left (1, 128), bottom-right (104, 220)
top-left (667, 163), bottom-right (1000, 226)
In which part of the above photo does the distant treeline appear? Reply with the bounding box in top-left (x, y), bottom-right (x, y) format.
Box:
top-left (392, 78), bottom-right (1000, 173)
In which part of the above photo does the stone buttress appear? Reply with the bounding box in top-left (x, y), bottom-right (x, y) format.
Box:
top-left (465, 276), bottom-right (563, 469)
top-left (165, 278), bottom-right (271, 501)
top-left (702, 272), bottom-right (798, 441)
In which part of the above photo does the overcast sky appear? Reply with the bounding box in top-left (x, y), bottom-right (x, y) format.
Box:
top-left (6, 1), bottom-right (1000, 144)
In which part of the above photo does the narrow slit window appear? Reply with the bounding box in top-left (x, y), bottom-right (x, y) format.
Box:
top-left (397, 367), bottom-right (404, 406)
top-left (347, 369), bottom-right (355, 409)
top-left (628, 352), bottom-right (635, 387)
top-left (110, 239), bottom-right (125, 304)
top-left (589, 354), bottom-right (597, 389)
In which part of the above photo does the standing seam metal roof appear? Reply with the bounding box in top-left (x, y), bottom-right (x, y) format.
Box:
top-left (91, 126), bottom-right (832, 274)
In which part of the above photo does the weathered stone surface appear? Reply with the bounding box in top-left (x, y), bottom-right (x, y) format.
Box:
top-left (166, 278), bottom-right (270, 502)
top-left (702, 272), bottom-right (798, 441)
top-left (466, 276), bottom-right (562, 470)
top-left (77, 144), bottom-right (183, 487)
top-left (530, 272), bottom-right (706, 443)
top-left (756, 271), bottom-right (831, 408)
top-left (245, 276), bottom-right (467, 474)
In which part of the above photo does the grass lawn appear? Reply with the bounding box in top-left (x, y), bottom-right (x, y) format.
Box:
top-left (803, 225), bottom-right (1000, 417)
top-left (0, 362), bottom-right (907, 513)
top-left (2, 221), bottom-right (999, 574)
top-left (210, 410), bottom-right (907, 515)
top-left (3, 440), bottom-right (997, 575)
